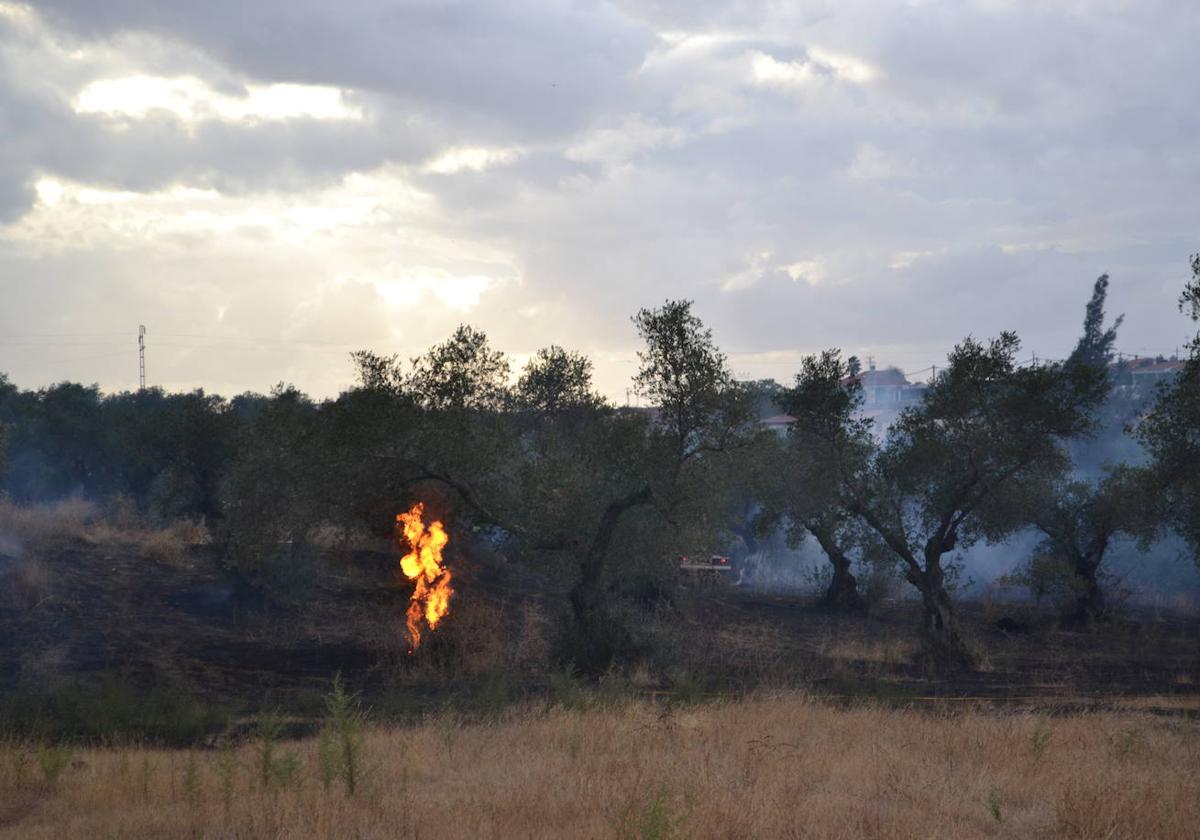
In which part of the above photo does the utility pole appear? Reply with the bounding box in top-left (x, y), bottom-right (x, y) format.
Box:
top-left (138, 325), bottom-right (147, 390)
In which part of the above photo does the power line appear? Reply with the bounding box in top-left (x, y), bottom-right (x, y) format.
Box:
top-left (26, 350), bottom-right (135, 370)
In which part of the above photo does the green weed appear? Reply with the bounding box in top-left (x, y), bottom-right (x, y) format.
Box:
top-left (36, 744), bottom-right (71, 783)
top-left (321, 673), bottom-right (367, 796)
top-left (987, 787), bottom-right (1003, 823)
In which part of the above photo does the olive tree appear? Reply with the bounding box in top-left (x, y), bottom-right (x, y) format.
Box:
top-left (1019, 467), bottom-right (1156, 623)
top-left (513, 345), bottom-right (604, 414)
top-left (784, 330), bottom-right (1105, 661)
top-left (1011, 273), bottom-right (1151, 623)
top-left (777, 350), bottom-right (878, 611)
top-left (866, 333), bottom-right (1105, 660)
top-left (1139, 254), bottom-right (1200, 558)
top-left (344, 326), bottom-right (518, 533)
top-left (548, 300), bottom-right (754, 671)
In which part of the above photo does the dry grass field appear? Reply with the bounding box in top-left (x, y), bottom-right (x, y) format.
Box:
top-left (2, 693), bottom-right (1198, 839)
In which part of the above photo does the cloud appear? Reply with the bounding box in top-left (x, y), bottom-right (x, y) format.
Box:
top-left (0, 0), bottom-right (1197, 401)
top-left (749, 46), bottom-right (878, 90)
top-left (423, 146), bottom-right (522, 175)
top-left (33, 0), bottom-right (656, 137)
top-left (74, 75), bottom-right (364, 123)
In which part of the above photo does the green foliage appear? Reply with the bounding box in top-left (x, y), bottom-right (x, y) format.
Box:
top-left (1001, 552), bottom-right (1086, 606)
top-left (0, 676), bottom-right (229, 746)
top-left (621, 789), bottom-right (686, 840)
top-left (666, 668), bottom-right (705, 705)
top-left (1012, 467), bottom-right (1157, 620)
top-left (987, 788), bottom-right (1004, 823)
top-left (36, 744), bottom-right (71, 783)
top-left (213, 743), bottom-right (238, 816)
top-left (546, 666), bottom-right (588, 710)
top-left (1181, 253), bottom-right (1200, 335)
top-left (777, 277), bottom-right (1117, 659)
top-left (220, 384), bottom-right (323, 592)
top-left (472, 667), bottom-right (523, 717)
top-left (0, 380), bottom-right (236, 518)
top-left (1139, 255), bottom-right (1200, 560)
top-left (1068, 274), bottom-right (1124, 370)
top-left (407, 324), bottom-right (511, 411)
top-left (255, 712), bottom-right (300, 792)
top-left (1029, 718), bottom-right (1052, 758)
top-left (321, 673), bottom-right (367, 796)
top-left (777, 351), bottom-right (879, 610)
top-left (632, 299), bottom-right (749, 461)
top-left (515, 345), bottom-right (605, 413)
top-left (182, 751), bottom-right (200, 804)
top-left (1112, 727), bottom-right (1143, 759)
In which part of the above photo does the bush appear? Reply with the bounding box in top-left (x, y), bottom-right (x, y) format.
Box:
top-left (319, 674), bottom-right (367, 796)
top-left (36, 745), bottom-right (72, 784)
top-left (549, 606), bottom-right (637, 676)
top-left (621, 573), bottom-right (676, 611)
top-left (0, 676), bottom-right (229, 747)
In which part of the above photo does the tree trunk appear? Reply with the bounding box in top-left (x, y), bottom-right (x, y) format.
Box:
top-left (913, 550), bottom-right (973, 666)
top-left (1067, 553), bottom-right (1105, 626)
top-left (567, 576), bottom-right (623, 677)
top-left (809, 523), bottom-right (864, 611)
top-left (566, 487), bottom-right (653, 675)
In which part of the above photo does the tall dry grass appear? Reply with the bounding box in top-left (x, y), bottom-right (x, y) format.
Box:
top-left (2, 694), bottom-right (1196, 839)
top-left (0, 498), bottom-right (209, 564)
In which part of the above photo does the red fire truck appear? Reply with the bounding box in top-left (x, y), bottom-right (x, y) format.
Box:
top-left (677, 553), bottom-right (734, 587)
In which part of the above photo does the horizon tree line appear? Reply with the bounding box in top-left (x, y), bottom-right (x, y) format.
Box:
top-left (0, 257), bottom-right (1197, 669)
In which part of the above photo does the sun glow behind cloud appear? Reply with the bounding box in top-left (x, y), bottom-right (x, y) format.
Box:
top-left (750, 47), bottom-right (878, 88)
top-left (74, 75), bottom-right (364, 123)
top-left (374, 270), bottom-right (499, 311)
top-left (423, 146), bottom-right (521, 174)
top-left (13, 173), bottom-right (514, 318)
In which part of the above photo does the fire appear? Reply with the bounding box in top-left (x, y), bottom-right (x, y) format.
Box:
top-left (395, 502), bottom-right (452, 651)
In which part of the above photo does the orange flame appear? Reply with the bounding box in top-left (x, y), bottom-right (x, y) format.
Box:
top-left (396, 502), bottom-right (452, 651)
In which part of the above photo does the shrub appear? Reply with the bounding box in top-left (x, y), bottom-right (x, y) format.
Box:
top-left (0, 676), bottom-right (229, 747)
top-left (255, 713), bottom-right (300, 792)
top-left (546, 666), bottom-right (587, 710)
top-left (620, 789), bottom-right (686, 840)
top-left (320, 674), bottom-right (367, 797)
top-left (36, 745), bottom-right (71, 784)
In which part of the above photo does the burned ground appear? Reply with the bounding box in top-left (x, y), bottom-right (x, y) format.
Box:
top-left (2, 538), bottom-right (1197, 744)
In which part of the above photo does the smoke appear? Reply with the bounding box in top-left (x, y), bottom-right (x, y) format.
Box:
top-left (732, 520), bottom-right (1200, 614)
top-left (0, 532), bottom-right (23, 561)
top-left (734, 531), bottom-right (825, 595)
top-left (1106, 534), bottom-right (1200, 615)
top-left (955, 530), bottom-right (1041, 599)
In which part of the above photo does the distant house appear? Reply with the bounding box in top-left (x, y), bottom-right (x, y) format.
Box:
top-left (1118, 356), bottom-right (1186, 386)
top-left (847, 361), bottom-right (927, 408)
top-left (761, 413), bottom-right (794, 436)
top-left (757, 361), bottom-right (929, 436)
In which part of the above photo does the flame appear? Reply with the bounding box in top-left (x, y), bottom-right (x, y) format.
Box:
top-left (396, 502), bottom-right (452, 651)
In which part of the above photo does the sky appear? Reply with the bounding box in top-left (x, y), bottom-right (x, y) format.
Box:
top-left (1, 0), bottom-right (1197, 401)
